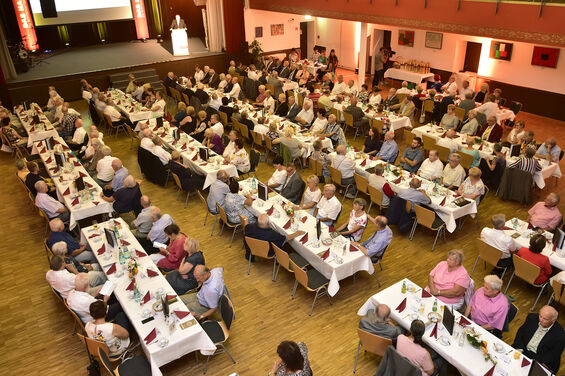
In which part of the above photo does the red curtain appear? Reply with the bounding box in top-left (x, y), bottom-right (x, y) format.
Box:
top-left (222, 0), bottom-right (245, 54)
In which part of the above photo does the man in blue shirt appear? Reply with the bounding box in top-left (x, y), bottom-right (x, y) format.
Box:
top-left (398, 178), bottom-right (431, 212)
top-left (207, 170), bottom-right (230, 214)
top-left (376, 131), bottom-right (399, 163)
top-left (47, 218), bottom-right (96, 263)
top-left (182, 266), bottom-right (225, 321)
top-left (352, 215), bottom-right (392, 261)
top-left (536, 138), bottom-right (561, 163)
top-left (103, 159), bottom-right (128, 196)
top-left (243, 214), bottom-right (305, 261)
top-left (399, 137), bottom-right (424, 173)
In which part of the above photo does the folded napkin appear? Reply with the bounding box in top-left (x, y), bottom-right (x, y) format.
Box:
top-left (266, 206), bottom-right (274, 215)
top-left (365, 108), bottom-right (370, 113)
top-left (85, 182), bottom-right (93, 188)
top-left (478, 143), bottom-right (484, 151)
top-left (121, 240), bottom-right (130, 246)
top-left (45, 156), bottom-right (52, 164)
top-left (145, 120), bottom-right (150, 125)
top-left (369, 155), bottom-right (375, 160)
top-left (116, 100), bottom-right (121, 105)
top-left (422, 289), bottom-right (432, 298)
top-left (393, 177), bottom-right (402, 184)
top-left (174, 310), bottom-right (190, 319)
top-left (88, 233), bottom-right (100, 239)
top-left (200, 163), bottom-right (208, 166)
top-left (62, 145), bottom-right (70, 151)
top-left (283, 219), bottom-right (291, 230)
top-left (528, 223), bottom-right (533, 229)
top-left (321, 248), bottom-right (330, 260)
top-left (153, 125), bottom-right (159, 131)
top-left (63, 187), bottom-right (70, 195)
top-left (92, 201), bottom-right (100, 206)
top-left (147, 269), bottom-right (159, 277)
top-left (129, 107), bottom-right (134, 113)
top-left (107, 93), bottom-right (111, 98)
top-left (29, 126), bottom-right (35, 132)
top-left (430, 322), bottom-right (439, 338)
top-left (97, 244), bottom-right (106, 255)
top-left (301, 216), bottom-right (307, 224)
top-left (483, 364), bottom-right (495, 376)
top-left (52, 167), bottom-right (60, 174)
top-left (71, 197), bottom-right (80, 206)
top-left (30, 120), bottom-right (35, 125)
top-left (106, 263), bottom-right (116, 275)
top-left (135, 250), bottom-right (147, 257)
top-left (395, 297), bottom-right (407, 313)
top-left (279, 125), bottom-right (284, 131)
top-left (126, 279), bottom-right (135, 291)
top-left (192, 154), bottom-right (198, 161)
top-left (452, 193), bottom-right (460, 198)
top-left (360, 159), bottom-right (367, 167)
top-left (144, 328), bottom-right (157, 345)
top-left (502, 226), bottom-right (513, 230)
top-left (142, 291), bottom-right (151, 304)
top-left (441, 132), bottom-right (447, 138)
top-left (350, 244), bottom-right (359, 252)
top-left (166, 294), bottom-right (177, 301)
top-left (160, 132), bottom-right (167, 137)
top-left (40, 147), bottom-right (47, 154)
top-left (53, 139), bottom-right (60, 145)
top-left (79, 171), bottom-right (88, 178)
top-left (253, 113), bottom-right (257, 118)
top-left (440, 196), bottom-right (447, 206)
top-left (521, 358), bottom-right (531, 367)
top-left (329, 225), bottom-right (336, 233)
top-left (73, 161), bottom-right (81, 167)
top-left (459, 316), bottom-right (471, 326)
top-left (300, 233), bottom-right (308, 244)
top-left (181, 143), bottom-right (187, 150)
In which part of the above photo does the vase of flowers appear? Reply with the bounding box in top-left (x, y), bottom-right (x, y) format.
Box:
top-left (127, 258), bottom-right (139, 280)
top-left (465, 328), bottom-right (497, 365)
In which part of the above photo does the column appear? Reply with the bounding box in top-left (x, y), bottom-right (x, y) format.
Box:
top-left (358, 22), bottom-right (368, 89)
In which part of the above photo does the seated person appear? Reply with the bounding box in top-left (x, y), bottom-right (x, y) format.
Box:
top-left (222, 130), bottom-right (238, 160)
top-left (298, 175), bottom-right (322, 215)
top-left (311, 140), bottom-right (330, 181)
top-left (67, 119), bottom-right (87, 151)
top-left (203, 128), bottom-right (225, 155)
top-left (149, 224), bottom-right (187, 271)
top-left (368, 165), bottom-right (395, 207)
top-left (527, 193), bottom-right (562, 231)
top-left (506, 119), bottom-right (525, 145)
top-left (243, 214), bottom-right (304, 261)
top-left (85, 300), bottom-right (131, 357)
top-left (457, 167), bottom-right (485, 203)
top-left (224, 179), bottom-right (256, 225)
top-left (399, 136), bottom-right (423, 173)
top-left (168, 151), bottom-right (205, 192)
top-left (99, 175), bottom-right (142, 215)
top-left (418, 150), bottom-right (444, 181)
top-left (397, 320), bottom-right (446, 376)
top-left (441, 154), bottom-right (466, 189)
top-left (46, 255), bottom-right (102, 299)
top-left (353, 215), bottom-right (393, 261)
top-left (465, 275), bottom-right (509, 337)
top-left (460, 138), bottom-right (480, 168)
top-left (207, 170), bottom-right (230, 214)
top-left (439, 104), bottom-right (459, 130)
top-left (517, 234), bottom-right (552, 284)
top-left (47, 218), bottom-right (96, 263)
top-left (508, 147), bottom-right (541, 176)
top-left (267, 156), bottom-right (287, 192)
top-left (166, 237), bottom-right (206, 295)
top-left (151, 138), bottom-right (171, 166)
top-left (279, 163), bottom-right (305, 205)
top-left (66, 273), bottom-right (122, 324)
top-left (25, 161), bottom-right (56, 197)
top-left (398, 178), bottom-right (431, 211)
top-left (358, 303), bottom-right (402, 339)
top-left (181, 265), bottom-right (224, 321)
top-left (314, 184), bottom-right (342, 226)
top-left (362, 127), bottom-right (382, 156)
top-left (226, 138), bottom-right (250, 174)
top-left (535, 137), bottom-right (561, 163)
top-left (375, 131), bottom-right (398, 163)
top-left (426, 249), bottom-right (471, 310)
top-left (50, 241), bottom-right (105, 287)
top-left (311, 109), bottom-right (328, 135)
top-left (478, 116), bottom-right (503, 143)
top-left (16, 158), bottom-right (29, 181)
top-left (268, 341), bottom-right (312, 376)
top-left (273, 128), bottom-right (307, 166)
top-left (459, 110), bottom-right (479, 136)
top-left (318, 114), bottom-right (341, 146)
top-left (131, 195), bottom-right (153, 239)
top-left (35, 181), bottom-right (69, 222)
top-left (335, 198), bottom-right (368, 242)
top-left (331, 145), bottom-right (356, 197)
top-left (480, 214), bottom-right (516, 269)
top-left (512, 305), bottom-right (565, 374)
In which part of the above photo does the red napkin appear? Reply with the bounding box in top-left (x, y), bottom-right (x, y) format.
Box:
top-left (63, 187), bottom-right (70, 195)
top-left (430, 322), bottom-right (439, 338)
top-left (283, 220), bottom-right (291, 230)
top-left (142, 291), bottom-right (151, 304)
top-left (79, 171), bottom-right (87, 178)
top-left (200, 163), bottom-right (208, 166)
top-left (129, 107), bottom-right (134, 113)
top-left (181, 143), bottom-right (187, 150)
top-left (71, 197), bottom-right (79, 206)
top-left (365, 108), bottom-right (370, 113)
top-left (521, 358), bottom-right (531, 367)
top-left (30, 120), bottom-right (35, 125)
top-left (483, 364), bottom-right (495, 376)
top-left (153, 125), bottom-right (159, 131)
top-left (145, 120), bottom-right (150, 125)
top-left (85, 182), bottom-right (93, 188)
top-left (192, 154), bottom-right (198, 161)
top-left (174, 310), bottom-right (190, 319)
top-left (93, 201), bottom-right (100, 206)
top-left (329, 225), bottom-right (336, 233)
top-left (166, 294), bottom-right (177, 300)
top-left (301, 216), bottom-right (307, 224)
top-left (144, 328), bottom-right (156, 344)
top-left (393, 177), bottom-right (402, 184)
top-left (107, 93), bottom-right (111, 98)
top-left (440, 196), bottom-right (447, 206)
top-left (160, 132), bottom-right (167, 137)
top-left (53, 139), bottom-right (60, 145)
top-left (422, 289), bottom-right (432, 298)
top-left (395, 297), bottom-right (407, 313)
top-left (479, 143), bottom-right (484, 151)
top-left (52, 167), bottom-right (60, 174)
top-left (121, 240), bottom-right (130, 246)
top-left (88, 233), bottom-right (100, 239)
top-left (321, 248), bottom-right (330, 260)
top-left (147, 269), bottom-right (159, 277)
top-left (45, 156), bottom-right (53, 163)
top-left (441, 132), bottom-right (447, 138)
top-left (136, 250), bottom-right (147, 257)
top-left (253, 113), bottom-right (257, 118)
top-left (453, 193), bottom-right (460, 198)
top-left (265, 119), bottom-right (269, 124)
top-left (62, 145), bottom-right (70, 151)
top-left (106, 263), bottom-right (116, 275)
top-left (350, 244), bottom-right (359, 252)
top-left (502, 226), bottom-right (513, 230)
top-left (266, 206), bottom-right (274, 215)
top-left (409, 172), bottom-right (414, 178)
top-left (369, 155), bottom-right (375, 160)
top-left (29, 126), bottom-right (35, 132)
top-left (300, 233), bottom-right (308, 244)
top-left (360, 159), bottom-right (367, 167)
top-left (97, 244), bottom-right (106, 255)
top-left (126, 279), bottom-right (135, 291)
top-left (459, 316), bottom-right (471, 326)
top-left (279, 125), bottom-right (284, 131)
top-left (40, 147), bottom-right (47, 154)
top-left (73, 161), bottom-right (81, 167)
top-left (527, 223), bottom-right (533, 229)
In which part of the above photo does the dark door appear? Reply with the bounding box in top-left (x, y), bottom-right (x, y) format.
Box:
top-left (464, 42), bottom-right (482, 73)
top-left (300, 22), bottom-right (308, 59)
top-left (383, 30), bottom-right (392, 49)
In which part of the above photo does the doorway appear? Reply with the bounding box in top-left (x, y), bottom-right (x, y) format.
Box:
top-left (300, 22), bottom-right (308, 59)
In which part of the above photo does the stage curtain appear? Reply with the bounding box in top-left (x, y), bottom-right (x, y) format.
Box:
top-left (149, 0), bottom-right (164, 37)
top-left (222, 0), bottom-right (245, 54)
top-left (93, 22), bottom-right (108, 43)
top-left (57, 26), bottom-right (70, 45)
top-left (0, 19), bottom-right (16, 81)
top-left (206, 0), bottom-right (225, 52)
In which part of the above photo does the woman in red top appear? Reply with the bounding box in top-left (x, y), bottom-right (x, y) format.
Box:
top-left (517, 234), bottom-right (552, 284)
top-left (150, 224), bottom-right (187, 271)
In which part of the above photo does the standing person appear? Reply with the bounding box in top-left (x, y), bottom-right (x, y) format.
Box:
top-left (373, 47), bottom-right (388, 87)
top-left (327, 49), bottom-right (339, 76)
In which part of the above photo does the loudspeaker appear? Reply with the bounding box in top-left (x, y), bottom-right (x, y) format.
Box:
top-left (463, 41), bottom-right (482, 73)
top-left (39, 0), bottom-right (58, 18)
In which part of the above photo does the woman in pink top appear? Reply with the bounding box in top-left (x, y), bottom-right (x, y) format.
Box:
top-left (396, 320), bottom-right (435, 376)
top-left (427, 249), bottom-right (471, 309)
top-left (149, 224), bottom-right (187, 271)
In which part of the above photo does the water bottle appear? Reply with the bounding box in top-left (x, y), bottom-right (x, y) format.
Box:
top-left (119, 247), bottom-right (126, 265)
top-left (346, 143), bottom-right (350, 155)
top-left (123, 245), bottom-right (130, 259)
top-left (432, 299), bottom-right (438, 312)
top-left (401, 281), bottom-right (407, 294)
top-left (252, 177), bottom-right (257, 190)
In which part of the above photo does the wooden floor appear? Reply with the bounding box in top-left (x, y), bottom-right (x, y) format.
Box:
top-left (1, 87), bottom-right (565, 375)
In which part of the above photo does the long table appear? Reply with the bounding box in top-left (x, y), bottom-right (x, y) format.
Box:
top-left (239, 178), bottom-right (374, 296)
top-left (384, 68), bottom-right (435, 85)
top-left (13, 104), bottom-right (59, 149)
top-left (107, 89), bottom-right (153, 123)
top-left (81, 218), bottom-right (216, 375)
top-left (328, 98), bottom-right (413, 131)
top-left (358, 279), bottom-right (547, 376)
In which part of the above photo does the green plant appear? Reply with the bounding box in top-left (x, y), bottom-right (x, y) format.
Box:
top-left (249, 39), bottom-right (263, 60)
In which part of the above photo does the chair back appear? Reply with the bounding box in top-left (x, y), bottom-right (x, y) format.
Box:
top-left (216, 204), bottom-right (231, 227)
top-left (182, 92), bottom-right (190, 105)
top-left (251, 130), bottom-right (263, 147)
top-left (97, 347), bottom-right (117, 376)
top-left (330, 107), bottom-right (340, 122)
top-left (44, 240), bottom-right (54, 263)
top-left (454, 107), bottom-right (466, 123)
top-left (124, 124), bottom-right (135, 138)
top-left (477, 239), bottom-right (504, 266)
top-left (354, 173), bottom-right (369, 195)
top-left (265, 84), bottom-right (275, 94)
top-left (64, 299), bottom-right (86, 333)
top-left (77, 333), bottom-right (113, 361)
top-left (371, 119), bottom-right (385, 135)
top-left (367, 185), bottom-right (385, 208)
top-left (218, 294), bottom-right (235, 331)
top-left (423, 99), bottom-right (435, 113)
top-left (414, 204), bottom-right (438, 228)
top-left (456, 150), bottom-right (474, 170)
top-left (343, 112), bottom-right (354, 128)
top-left (403, 129), bottom-right (414, 146)
top-left (244, 236), bottom-right (271, 258)
top-left (309, 157), bottom-right (322, 177)
top-left (239, 122), bottom-right (249, 141)
top-left (218, 111), bottom-right (228, 126)
top-left (296, 92), bottom-right (304, 108)
top-left (436, 144), bottom-right (451, 163)
top-left (289, 258), bottom-right (310, 291)
top-left (264, 135), bottom-right (274, 152)
top-left (237, 75), bottom-right (244, 86)
top-left (231, 117), bottom-right (241, 133)
top-left (512, 254), bottom-right (543, 286)
top-left (273, 244), bottom-right (292, 273)
top-left (551, 279), bottom-right (565, 305)
top-left (171, 172), bottom-right (183, 191)
top-left (509, 101), bottom-right (522, 115)
top-left (249, 149), bottom-right (261, 172)
top-left (95, 107), bottom-right (107, 127)
top-left (104, 113), bottom-right (113, 128)
top-left (328, 165), bottom-right (343, 186)
top-left (422, 134), bottom-right (436, 151)
top-left (357, 328), bottom-right (392, 357)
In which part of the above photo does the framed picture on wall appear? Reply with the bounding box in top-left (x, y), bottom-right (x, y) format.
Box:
top-left (398, 30), bottom-right (415, 47)
top-left (489, 41), bottom-right (513, 61)
top-left (270, 24), bottom-right (284, 36)
top-left (425, 32), bottom-right (443, 49)
top-left (255, 27), bottom-right (263, 38)
top-left (531, 46), bottom-right (560, 68)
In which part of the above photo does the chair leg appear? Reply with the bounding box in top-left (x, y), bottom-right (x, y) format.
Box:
top-left (220, 343), bottom-right (236, 364)
top-left (184, 191), bottom-right (190, 208)
top-left (531, 284), bottom-right (546, 312)
top-left (220, 222), bottom-right (225, 235)
top-left (204, 211), bottom-right (209, 226)
top-left (309, 290), bottom-right (321, 316)
top-left (374, 269), bottom-right (381, 288)
top-left (291, 280), bottom-right (298, 298)
top-left (272, 258), bottom-right (277, 282)
top-left (353, 340), bottom-right (362, 373)
top-left (500, 267), bottom-right (507, 280)
top-left (470, 255), bottom-right (480, 278)
top-left (548, 292), bottom-right (555, 306)
top-left (210, 216), bottom-right (218, 236)
top-left (176, 188), bottom-right (181, 200)
top-left (409, 221), bottom-right (417, 240)
top-left (274, 263), bottom-right (281, 281)
top-left (432, 230), bottom-right (442, 251)
top-left (247, 254), bottom-right (252, 275)
top-left (503, 272), bottom-right (515, 294)
top-left (367, 202), bottom-right (373, 214)
top-left (229, 227), bottom-right (237, 247)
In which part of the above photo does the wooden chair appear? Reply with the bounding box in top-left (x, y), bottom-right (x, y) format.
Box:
top-left (471, 239), bottom-right (509, 279)
top-left (239, 122), bottom-right (250, 144)
top-left (409, 204), bottom-right (446, 251)
top-left (264, 135), bottom-right (275, 160)
top-left (329, 165), bottom-right (353, 204)
top-left (456, 150), bottom-right (474, 171)
top-left (196, 190), bottom-right (219, 236)
top-left (218, 111), bottom-right (229, 127)
top-left (216, 204), bottom-right (243, 247)
top-left (548, 279), bottom-right (565, 307)
top-left (98, 347), bottom-right (151, 376)
top-left (371, 119), bottom-right (385, 137)
top-left (396, 94), bottom-right (407, 104)
top-left (182, 92), bottom-right (191, 106)
top-left (231, 117), bottom-right (241, 134)
top-left (76, 333), bottom-right (122, 364)
top-left (309, 157), bottom-right (323, 179)
top-left (200, 294), bottom-right (236, 374)
top-left (403, 129), bottom-right (415, 147)
top-left (371, 244), bottom-right (389, 287)
top-left (353, 328), bottom-right (392, 373)
top-left (422, 99), bottom-right (435, 116)
top-left (237, 75), bottom-right (244, 87)
top-left (330, 107), bottom-right (341, 124)
top-left (454, 107), bottom-right (466, 123)
top-left (436, 144), bottom-right (451, 163)
top-left (249, 130), bottom-right (263, 150)
top-left (37, 206), bottom-right (51, 237)
top-left (296, 92), bottom-right (304, 108)
top-left (265, 84), bottom-right (275, 95)
top-left (44, 240), bottom-right (54, 265)
top-left (124, 124), bottom-right (138, 150)
top-left (244, 236), bottom-right (276, 280)
top-left (289, 259), bottom-right (332, 316)
top-left (0, 132), bottom-right (24, 159)
top-left (272, 243), bottom-right (309, 281)
top-left (95, 107), bottom-right (108, 129)
top-left (353, 173), bottom-right (369, 201)
top-left (367, 185), bottom-right (388, 214)
top-left (63, 299), bottom-right (86, 334)
top-left (422, 134), bottom-right (437, 152)
top-left (504, 254), bottom-right (549, 311)
top-left (104, 113), bottom-right (126, 139)
top-left (171, 172), bottom-right (190, 208)
top-left (343, 111), bottom-right (360, 140)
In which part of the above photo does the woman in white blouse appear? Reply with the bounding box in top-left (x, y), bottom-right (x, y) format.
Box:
top-left (223, 130), bottom-right (238, 159)
top-left (298, 175), bottom-right (322, 215)
top-left (218, 73), bottom-right (228, 91)
top-left (85, 300), bottom-right (130, 357)
top-left (227, 138), bottom-right (250, 173)
top-left (311, 108), bottom-right (328, 135)
top-left (506, 120), bottom-right (525, 145)
top-left (267, 156), bottom-right (287, 192)
top-left (368, 86), bottom-right (382, 105)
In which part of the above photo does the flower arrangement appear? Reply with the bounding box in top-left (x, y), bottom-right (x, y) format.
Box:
top-left (465, 328), bottom-right (497, 364)
top-left (127, 258), bottom-right (139, 279)
top-left (285, 205), bottom-right (295, 219)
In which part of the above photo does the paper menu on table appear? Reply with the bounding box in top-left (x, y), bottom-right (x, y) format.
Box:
top-left (99, 280), bottom-right (115, 296)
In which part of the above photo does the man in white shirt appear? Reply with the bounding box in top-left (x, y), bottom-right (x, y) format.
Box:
top-left (476, 95), bottom-right (499, 120)
top-left (331, 75), bottom-right (347, 95)
top-left (294, 100), bottom-right (314, 126)
top-left (151, 91), bottom-right (166, 116)
top-left (46, 256), bottom-right (79, 299)
top-left (480, 214), bottom-right (516, 269)
top-left (69, 118), bottom-right (87, 150)
top-left (314, 184), bottom-right (342, 226)
top-left (263, 90), bottom-right (275, 113)
top-left (227, 77), bottom-right (241, 99)
top-left (332, 145), bottom-right (356, 197)
top-left (441, 153), bottom-right (466, 189)
top-left (96, 146), bottom-right (117, 184)
top-left (35, 181), bottom-right (69, 222)
top-left (103, 99), bottom-right (125, 124)
top-left (345, 80), bottom-right (358, 96)
top-left (194, 65), bottom-right (205, 82)
top-left (95, 94), bottom-right (107, 112)
top-left (208, 93), bottom-right (221, 111)
top-left (458, 80), bottom-right (474, 101)
top-left (67, 273), bottom-right (120, 324)
top-left (396, 81), bottom-right (411, 95)
top-left (254, 120), bottom-right (269, 136)
top-left (208, 114), bottom-right (224, 137)
top-left (152, 138), bottom-right (171, 165)
top-left (437, 130), bottom-right (459, 154)
top-left (418, 150), bottom-right (444, 181)
top-left (140, 129), bottom-right (155, 151)
top-left (442, 75), bottom-right (458, 96)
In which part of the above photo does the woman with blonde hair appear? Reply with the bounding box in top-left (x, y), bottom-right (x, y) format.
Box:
top-left (474, 82), bottom-right (489, 104)
top-left (457, 167), bottom-right (485, 202)
top-left (299, 175), bottom-right (322, 214)
top-left (426, 249), bottom-right (470, 310)
top-left (180, 105), bottom-right (197, 133)
top-left (166, 236), bottom-right (206, 295)
top-left (273, 126), bottom-right (307, 165)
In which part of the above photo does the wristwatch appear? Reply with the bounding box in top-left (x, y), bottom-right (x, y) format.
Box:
top-left (438, 290), bottom-right (441, 296)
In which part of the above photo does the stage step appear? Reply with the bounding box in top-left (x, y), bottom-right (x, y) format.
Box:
top-left (109, 69), bottom-right (163, 92)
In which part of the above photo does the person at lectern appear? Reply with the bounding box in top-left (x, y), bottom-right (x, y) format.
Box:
top-left (170, 14), bottom-right (187, 30)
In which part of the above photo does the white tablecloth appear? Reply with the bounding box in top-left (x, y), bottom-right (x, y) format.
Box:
top-left (81, 218), bottom-right (216, 376)
top-left (496, 109), bottom-right (516, 123)
top-left (358, 279), bottom-right (543, 376)
top-left (13, 105), bottom-right (60, 148)
top-left (239, 178), bottom-right (374, 296)
top-left (107, 89), bottom-right (153, 123)
top-left (384, 68), bottom-right (435, 84)
top-left (282, 80), bottom-right (299, 93)
top-left (35, 138), bottom-right (112, 229)
top-left (328, 97), bottom-right (412, 131)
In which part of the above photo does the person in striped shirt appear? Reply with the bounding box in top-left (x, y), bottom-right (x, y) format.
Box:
top-left (508, 147), bottom-right (541, 176)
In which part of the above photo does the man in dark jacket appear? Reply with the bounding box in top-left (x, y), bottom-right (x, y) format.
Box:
top-left (275, 94), bottom-right (289, 117)
top-left (279, 163), bottom-right (305, 205)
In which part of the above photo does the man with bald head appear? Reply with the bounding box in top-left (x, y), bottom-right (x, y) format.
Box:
top-left (359, 303), bottom-right (402, 339)
top-left (398, 178), bottom-right (431, 211)
top-left (207, 170), bottom-right (230, 214)
top-left (527, 193), bottom-right (562, 231)
top-left (383, 88), bottom-right (399, 108)
top-left (243, 213), bottom-right (305, 261)
top-left (47, 218), bottom-right (95, 263)
top-left (68, 118), bottom-right (87, 151)
top-left (332, 145), bottom-right (356, 197)
top-left (376, 131), bottom-right (398, 162)
top-left (353, 215), bottom-right (392, 261)
top-left (536, 137), bottom-right (561, 163)
top-left (478, 115), bottom-right (503, 142)
top-left (102, 159), bottom-right (128, 196)
top-left (512, 305), bottom-right (565, 373)
top-left (132, 195), bottom-right (152, 239)
top-left (35, 181), bottom-right (69, 222)
top-left (67, 273), bottom-right (124, 324)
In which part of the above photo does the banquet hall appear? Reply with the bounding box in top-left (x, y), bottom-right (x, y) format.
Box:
top-left (1, 0), bottom-right (565, 375)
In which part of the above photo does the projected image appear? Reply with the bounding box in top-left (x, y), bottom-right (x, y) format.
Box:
top-left (29, 0), bottom-right (133, 26)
